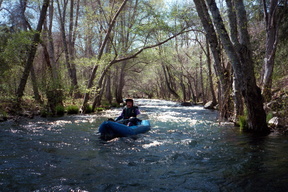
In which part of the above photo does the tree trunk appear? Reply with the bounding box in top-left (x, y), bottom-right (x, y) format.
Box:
top-left (46, 89), bottom-right (64, 115)
top-left (56, 0), bottom-right (78, 96)
top-left (115, 63), bottom-right (126, 104)
top-left (226, 0), bottom-right (244, 121)
top-left (199, 52), bottom-right (206, 103)
top-left (46, 0), bottom-right (59, 80)
top-left (16, 0), bottom-right (50, 103)
top-left (105, 72), bottom-right (112, 105)
top-left (68, 0), bottom-right (81, 98)
top-left (193, 0), bottom-right (232, 120)
top-left (261, 0), bottom-right (286, 102)
top-left (41, 1), bottom-right (64, 114)
top-left (81, 0), bottom-right (128, 113)
top-left (206, 38), bottom-right (217, 105)
top-left (180, 78), bottom-right (186, 102)
top-left (162, 64), bottom-right (180, 99)
top-left (30, 65), bottom-right (42, 104)
top-left (185, 74), bottom-right (197, 103)
top-left (92, 60), bottom-right (115, 109)
top-left (206, 0), bottom-right (269, 134)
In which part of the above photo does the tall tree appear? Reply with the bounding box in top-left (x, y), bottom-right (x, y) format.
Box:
top-left (205, 37), bottom-right (217, 105)
top-left (225, 0), bottom-right (244, 121)
top-left (193, 0), bottom-right (232, 120)
top-left (18, 0), bottom-right (42, 103)
top-left (205, 0), bottom-right (269, 134)
top-left (16, 0), bottom-right (50, 103)
top-left (41, 0), bottom-right (65, 114)
top-left (56, 0), bottom-right (79, 96)
top-left (81, 0), bottom-right (129, 113)
top-left (261, 0), bottom-right (287, 101)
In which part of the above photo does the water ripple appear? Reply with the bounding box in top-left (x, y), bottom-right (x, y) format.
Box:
top-left (0, 99), bottom-right (288, 192)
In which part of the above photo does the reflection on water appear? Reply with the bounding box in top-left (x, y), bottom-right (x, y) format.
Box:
top-left (0, 99), bottom-right (288, 192)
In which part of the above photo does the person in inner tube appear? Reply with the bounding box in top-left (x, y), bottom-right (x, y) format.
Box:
top-left (115, 98), bottom-right (141, 126)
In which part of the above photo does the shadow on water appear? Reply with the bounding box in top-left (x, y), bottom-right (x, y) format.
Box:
top-left (0, 99), bottom-right (288, 192)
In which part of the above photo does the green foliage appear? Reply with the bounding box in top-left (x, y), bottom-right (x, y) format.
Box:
top-left (85, 105), bottom-right (93, 114)
top-left (0, 30), bottom-right (35, 95)
top-left (66, 105), bottom-right (79, 115)
top-left (55, 105), bottom-right (65, 116)
top-left (2, 31), bottom-right (34, 65)
top-left (95, 107), bottom-right (104, 112)
top-left (238, 109), bottom-right (249, 131)
top-left (266, 112), bottom-right (273, 123)
top-left (0, 27), bottom-right (11, 76)
top-left (238, 115), bottom-right (248, 131)
top-left (40, 109), bottom-right (50, 118)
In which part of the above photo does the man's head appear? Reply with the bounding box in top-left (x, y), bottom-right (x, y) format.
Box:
top-left (125, 99), bottom-right (134, 108)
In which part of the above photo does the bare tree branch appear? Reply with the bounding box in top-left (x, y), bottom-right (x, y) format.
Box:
top-left (110, 28), bottom-right (195, 65)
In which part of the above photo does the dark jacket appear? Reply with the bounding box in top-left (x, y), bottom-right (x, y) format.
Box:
top-left (116, 106), bottom-right (140, 121)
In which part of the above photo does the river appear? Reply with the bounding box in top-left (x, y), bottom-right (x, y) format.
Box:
top-left (0, 99), bottom-right (287, 192)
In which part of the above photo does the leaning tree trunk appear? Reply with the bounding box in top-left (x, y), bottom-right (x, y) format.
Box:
top-left (193, 0), bottom-right (232, 120)
top-left (162, 64), bottom-right (180, 100)
top-left (16, 0), bottom-right (50, 103)
top-left (206, 0), bottom-right (269, 134)
top-left (187, 75), bottom-right (197, 104)
top-left (81, 0), bottom-right (128, 113)
top-left (30, 65), bottom-right (43, 104)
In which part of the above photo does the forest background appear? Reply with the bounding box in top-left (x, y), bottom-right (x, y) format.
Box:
top-left (0, 0), bottom-right (287, 135)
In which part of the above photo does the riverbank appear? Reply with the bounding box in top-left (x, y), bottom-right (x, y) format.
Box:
top-left (1, 85), bottom-right (287, 134)
top-left (0, 97), bottom-right (39, 121)
top-left (0, 97), bottom-right (114, 122)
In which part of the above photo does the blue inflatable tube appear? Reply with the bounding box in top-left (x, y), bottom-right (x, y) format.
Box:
top-left (99, 120), bottom-right (151, 140)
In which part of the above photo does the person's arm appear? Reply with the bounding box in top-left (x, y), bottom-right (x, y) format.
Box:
top-left (136, 108), bottom-right (140, 116)
top-left (115, 111), bottom-right (124, 121)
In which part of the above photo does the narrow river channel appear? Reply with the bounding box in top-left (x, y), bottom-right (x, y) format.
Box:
top-left (0, 99), bottom-right (287, 191)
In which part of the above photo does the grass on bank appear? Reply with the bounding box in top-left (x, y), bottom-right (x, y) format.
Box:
top-left (0, 96), bottom-right (121, 118)
top-left (238, 111), bottom-right (274, 131)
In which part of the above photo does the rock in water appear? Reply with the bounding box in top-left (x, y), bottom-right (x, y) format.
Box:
top-left (268, 117), bottom-right (284, 128)
top-left (204, 101), bottom-right (214, 109)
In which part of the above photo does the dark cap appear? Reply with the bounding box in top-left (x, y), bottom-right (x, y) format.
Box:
top-left (125, 98), bottom-right (134, 103)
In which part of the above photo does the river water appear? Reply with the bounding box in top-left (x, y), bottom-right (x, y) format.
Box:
top-left (0, 99), bottom-right (287, 192)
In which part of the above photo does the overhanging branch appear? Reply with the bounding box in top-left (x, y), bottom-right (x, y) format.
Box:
top-left (110, 28), bottom-right (196, 65)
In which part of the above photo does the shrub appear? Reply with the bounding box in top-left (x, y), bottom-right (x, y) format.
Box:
top-left (66, 105), bottom-right (79, 114)
top-left (95, 107), bottom-right (104, 112)
top-left (55, 104), bottom-right (65, 116)
top-left (238, 115), bottom-right (248, 131)
top-left (40, 109), bottom-right (48, 117)
top-left (85, 105), bottom-right (93, 113)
